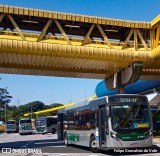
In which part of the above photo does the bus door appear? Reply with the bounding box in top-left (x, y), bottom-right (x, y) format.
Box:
top-left (98, 105), bottom-right (107, 147)
top-left (58, 113), bottom-right (64, 140)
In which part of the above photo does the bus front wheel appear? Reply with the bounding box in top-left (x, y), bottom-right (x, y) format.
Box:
top-left (52, 128), bottom-right (56, 134)
top-left (89, 136), bottom-right (100, 153)
top-left (64, 133), bottom-right (68, 146)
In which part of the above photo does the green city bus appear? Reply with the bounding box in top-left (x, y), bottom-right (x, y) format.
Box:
top-left (6, 120), bottom-right (19, 133)
top-left (19, 118), bottom-right (33, 135)
top-left (36, 116), bottom-right (57, 134)
top-left (57, 94), bottom-right (153, 152)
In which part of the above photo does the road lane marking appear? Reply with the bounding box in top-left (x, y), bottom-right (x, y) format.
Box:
top-left (42, 145), bottom-right (66, 147)
top-left (20, 134), bottom-right (40, 148)
top-left (34, 141), bottom-right (64, 144)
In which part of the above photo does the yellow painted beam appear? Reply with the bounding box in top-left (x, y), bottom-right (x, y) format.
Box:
top-left (0, 13), bottom-right (5, 23)
top-left (23, 95), bottom-right (97, 116)
top-left (150, 45), bottom-right (160, 59)
top-left (24, 103), bottom-right (75, 116)
top-left (0, 38), bottom-right (150, 62)
top-left (0, 5), bottom-right (152, 28)
top-left (37, 19), bottom-right (53, 42)
top-left (81, 24), bottom-right (95, 46)
top-left (151, 15), bottom-right (160, 27)
top-left (134, 29), bottom-right (138, 50)
top-left (54, 19), bottom-right (71, 45)
top-left (154, 25), bottom-right (160, 48)
top-left (7, 14), bottom-right (26, 41)
top-left (97, 24), bottom-right (112, 48)
top-left (136, 29), bottom-right (149, 50)
top-left (142, 69), bottom-right (160, 75)
top-left (122, 29), bottom-right (134, 49)
top-left (0, 62), bottom-right (112, 74)
top-left (150, 29), bottom-right (155, 50)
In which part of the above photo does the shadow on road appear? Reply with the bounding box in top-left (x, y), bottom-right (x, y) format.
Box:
top-left (0, 137), bottom-right (159, 154)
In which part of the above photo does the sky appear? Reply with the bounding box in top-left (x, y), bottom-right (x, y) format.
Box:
top-left (0, 0), bottom-right (160, 106)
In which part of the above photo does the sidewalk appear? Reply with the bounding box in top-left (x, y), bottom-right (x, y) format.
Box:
top-left (153, 136), bottom-right (160, 144)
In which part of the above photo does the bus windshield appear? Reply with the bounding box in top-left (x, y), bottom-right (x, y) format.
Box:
top-left (6, 121), bottom-right (15, 124)
top-left (20, 119), bottom-right (31, 124)
top-left (111, 104), bottom-right (151, 132)
top-left (36, 118), bottom-right (46, 126)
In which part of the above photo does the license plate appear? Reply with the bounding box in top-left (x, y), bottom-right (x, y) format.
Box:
top-left (130, 143), bottom-right (138, 147)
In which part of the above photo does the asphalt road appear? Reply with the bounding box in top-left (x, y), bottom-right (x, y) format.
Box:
top-left (0, 132), bottom-right (160, 156)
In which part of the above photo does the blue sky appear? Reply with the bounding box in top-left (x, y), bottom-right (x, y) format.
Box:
top-left (0, 0), bottom-right (160, 106)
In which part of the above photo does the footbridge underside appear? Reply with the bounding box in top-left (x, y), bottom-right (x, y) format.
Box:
top-left (0, 5), bottom-right (160, 79)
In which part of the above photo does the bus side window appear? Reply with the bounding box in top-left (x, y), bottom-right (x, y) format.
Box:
top-left (89, 105), bottom-right (97, 129)
top-left (47, 119), bottom-right (53, 127)
top-left (52, 118), bottom-right (57, 124)
top-left (90, 113), bottom-right (95, 129)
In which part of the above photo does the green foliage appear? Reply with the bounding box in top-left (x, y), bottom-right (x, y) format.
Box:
top-left (152, 110), bottom-right (160, 124)
top-left (0, 87), bottom-right (12, 121)
top-left (46, 103), bottom-right (63, 109)
top-left (10, 108), bottom-right (22, 121)
top-left (19, 101), bottom-right (45, 114)
top-left (0, 79), bottom-right (64, 122)
top-left (0, 88), bottom-right (12, 109)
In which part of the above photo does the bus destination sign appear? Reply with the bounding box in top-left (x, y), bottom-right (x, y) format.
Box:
top-left (109, 96), bottom-right (148, 103)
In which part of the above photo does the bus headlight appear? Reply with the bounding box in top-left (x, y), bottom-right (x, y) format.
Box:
top-left (146, 131), bottom-right (152, 139)
top-left (44, 126), bottom-right (47, 132)
top-left (110, 132), bottom-right (119, 140)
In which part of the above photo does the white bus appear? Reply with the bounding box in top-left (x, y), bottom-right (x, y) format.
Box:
top-left (19, 118), bottom-right (33, 135)
top-left (6, 120), bottom-right (19, 133)
top-left (35, 116), bottom-right (57, 134)
top-left (57, 95), bottom-right (153, 152)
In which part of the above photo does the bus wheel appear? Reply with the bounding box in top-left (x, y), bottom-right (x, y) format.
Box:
top-left (89, 136), bottom-right (100, 153)
top-left (52, 128), bottom-right (56, 134)
top-left (64, 133), bottom-right (68, 146)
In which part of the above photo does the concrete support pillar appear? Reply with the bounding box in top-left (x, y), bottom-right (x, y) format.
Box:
top-left (118, 86), bottom-right (125, 94)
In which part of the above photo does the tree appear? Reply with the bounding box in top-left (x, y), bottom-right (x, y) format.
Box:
top-left (0, 87), bottom-right (12, 122)
top-left (47, 103), bottom-right (63, 109)
top-left (19, 101), bottom-right (45, 114)
top-left (0, 88), bottom-right (12, 110)
top-left (10, 108), bottom-right (22, 121)
top-left (152, 110), bottom-right (160, 124)
top-left (0, 88), bottom-right (12, 108)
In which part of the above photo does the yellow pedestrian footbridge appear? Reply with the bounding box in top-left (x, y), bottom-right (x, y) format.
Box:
top-left (0, 5), bottom-right (160, 79)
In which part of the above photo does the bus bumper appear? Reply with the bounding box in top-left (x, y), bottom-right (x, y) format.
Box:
top-left (108, 137), bottom-right (153, 149)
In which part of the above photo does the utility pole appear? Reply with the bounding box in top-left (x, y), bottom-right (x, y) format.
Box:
top-left (17, 99), bottom-right (20, 107)
top-left (31, 105), bottom-right (32, 119)
top-left (0, 108), bottom-right (3, 121)
top-left (69, 94), bottom-right (71, 103)
top-left (5, 104), bottom-right (6, 123)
